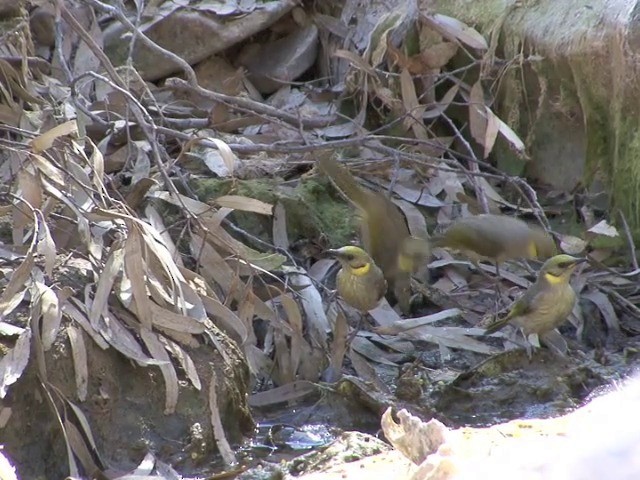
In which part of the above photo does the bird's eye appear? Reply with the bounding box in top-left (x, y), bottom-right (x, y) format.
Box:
top-left (345, 254), bottom-right (354, 261)
top-left (558, 262), bottom-right (569, 268)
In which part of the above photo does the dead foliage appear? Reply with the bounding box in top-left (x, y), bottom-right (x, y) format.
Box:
top-left (0, 0), bottom-right (637, 478)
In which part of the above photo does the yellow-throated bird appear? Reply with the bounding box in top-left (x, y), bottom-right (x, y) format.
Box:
top-left (318, 157), bottom-right (430, 313)
top-left (432, 214), bottom-right (556, 275)
top-left (327, 246), bottom-right (387, 312)
top-left (484, 254), bottom-right (585, 341)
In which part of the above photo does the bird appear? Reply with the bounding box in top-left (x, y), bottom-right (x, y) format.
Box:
top-left (318, 157), bottom-right (430, 313)
top-left (484, 254), bottom-right (586, 346)
top-left (326, 246), bottom-right (387, 312)
top-left (431, 213), bottom-right (556, 277)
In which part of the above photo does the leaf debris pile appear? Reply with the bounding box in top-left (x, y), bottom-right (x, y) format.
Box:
top-left (0, 0), bottom-right (638, 478)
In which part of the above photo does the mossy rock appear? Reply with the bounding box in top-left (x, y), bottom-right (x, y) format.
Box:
top-left (191, 177), bottom-right (358, 249)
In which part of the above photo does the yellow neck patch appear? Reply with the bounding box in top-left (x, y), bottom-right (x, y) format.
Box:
top-left (527, 242), bottom-right (537, 258)
top-left (350, 263), bottom-right (371, 276)
top-left (397, 253), bottom-right (413, 273)
top-left (544, 272), bottom-right (566, 285)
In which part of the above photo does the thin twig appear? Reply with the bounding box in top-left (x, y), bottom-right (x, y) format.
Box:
top-left (441, 114), bottom-right (490, 214)
top-left (165, 78), bottom-right (336, 130)
top-left (59, 3), bottom-right (181, 205)
top-left (84, 0), bottom-right (198, 85)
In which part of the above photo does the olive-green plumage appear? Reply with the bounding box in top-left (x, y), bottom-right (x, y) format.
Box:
top-left (432, 214), bottom-right (556, 264)
top-left (484, 254), bottom-right (585, 336)
top-left (318, 157), bottom-right (430, 313)
top-left (327, 246), bottom-right (387, 312)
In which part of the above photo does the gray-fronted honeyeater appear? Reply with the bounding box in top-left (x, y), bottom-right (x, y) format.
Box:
top-left (484, 254), bottom-right (586, 340)
top-left (318, 157), bottom-right (430, 313)
top-left (432, 214), bottom-right (556, 272)
top-left (327, 246), bottom-right (387, 312)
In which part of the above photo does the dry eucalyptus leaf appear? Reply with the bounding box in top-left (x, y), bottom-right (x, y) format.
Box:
top-left (392, 198), bottom-right (428, 236)
top-left (36, 214), bottom-right (56, 277)
top-left (63, 300), bottom-right (109, 350)
top-left (273, 328), bottom-right (294, 385)
top-left (400, 325), bottom-right (499, 354)
top-left (0, 328), bottom-right (31, 398)
top-left (0, 246), bottom-right (34, 318)
top-left (215, 195), bottom-right (273, 215)
top-left (368, 10), bottom-right (409, 68)
top-left (30, 120), bottom-right (78, 153)
top-left (425, 14), bottom-right (488, 50)
top-left (483, 107), bottom-right (500, 158)
top-left (423, 84), bottom-right (459, 119)
top-left (422, 42), bottom-right (458, 69)
top-left (37, 280), bottom-right (61, 350)
top-left (140, 328), bottom-right (179, 415)
top-left (348, 350), bottom-right (391, 394)
top-left (333, 49), bottom-right (377, 76)
top-left (124, 229), bottom-right (153, 329)
top-left (90, 242), bottom-right (124, 328)
top-left (98, 310), bottom-right (163, 366)
top-left (160, 336), bottom-right (201, 391)
top-left (583, 289), bottom-right (621, 332)
top-left (281, 293), bottom-right (304, 374)
top-left (400, 68), bottom-right (428, 140)
top-left (65, 399), bottom-right (105, 469)
top-left (496, 116), bottom-right (525, 154)
top-left (368, 298), bottom-right (403, 328)
top-left (468, 81), bottom-right (487, 147)
top-left (248, 381), bottom-right (316, 407)
top-left (587, 220), bottom-right (619, 237)
top-left (389, 181), bottom-right (445, 208)
top-left (560, 235), bottom-right (587, 255)
top-left (351, 335), bottom-right (398, 366)
top-left (67, 326), bottom-right (88, 401)
top-left (0, 449), bottom-right (18, 480)
top-left (285, 267), bottom-right (330, 348)
top-left (148, 303), bottom-right (206, 335)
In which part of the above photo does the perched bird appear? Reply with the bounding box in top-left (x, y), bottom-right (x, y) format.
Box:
top-left (318, 157), bottom-right (430, 313)
top-left (484, 254), bottom-right (586, 342)
top-left (327, 246), bottom-right (387, 312)
top-left (432, 213), bottom-right (556, 278)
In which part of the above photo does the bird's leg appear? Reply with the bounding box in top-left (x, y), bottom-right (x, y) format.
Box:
top-left (493, 261), bottom-right (504, 306)
top-left (479, 260), bottom-right (504, 316)
top-left (524, 332), bottom-right (541, 360)
top-left (471, 260), bottom-right (503, 296)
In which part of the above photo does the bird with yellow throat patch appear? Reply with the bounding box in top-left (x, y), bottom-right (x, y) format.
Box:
top-left (326, 246), bottom-right (387, 312)
top-left (432, 213), bottom-right (556, 278)
top-left (318, 157), bottom-right (430, 313)
top-left (484, 254), bottom-right (586, 352)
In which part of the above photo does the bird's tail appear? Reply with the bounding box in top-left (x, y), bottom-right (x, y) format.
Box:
top-left (484, 315), bottom-right (511, 335)
top-left (317, 157), bottom-right (370, 208)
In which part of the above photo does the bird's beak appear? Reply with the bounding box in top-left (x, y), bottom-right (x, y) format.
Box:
top-left (573, 257), bottom-right (588, 265)
top-left (325, 249), bottom-right (343, 258)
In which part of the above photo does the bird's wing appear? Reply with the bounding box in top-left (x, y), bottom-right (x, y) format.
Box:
top-left (506, 287), bottom-right (540, 319)
top-left (484, 287), bottom-right (543, 334)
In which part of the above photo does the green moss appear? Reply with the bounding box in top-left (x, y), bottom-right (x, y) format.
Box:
top-left (190, 177), bottom-right (358, 249)
top-left (284, 178), bottom-right (357, 247)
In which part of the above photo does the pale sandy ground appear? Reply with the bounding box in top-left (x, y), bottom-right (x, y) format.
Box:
top-left (296, 374), bottom-right (640, 480)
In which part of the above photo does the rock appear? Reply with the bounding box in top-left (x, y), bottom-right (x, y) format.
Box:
top-left (382, 374), bottom-right (640, 479)
top-left (103, 1), bottom-right (297, 81)
top-left (0, 320), bottom-right (253, 479)
top-left (430, 0), bottom-right (640, 231)
top-left (238, 24), bottom-right (319, 94)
